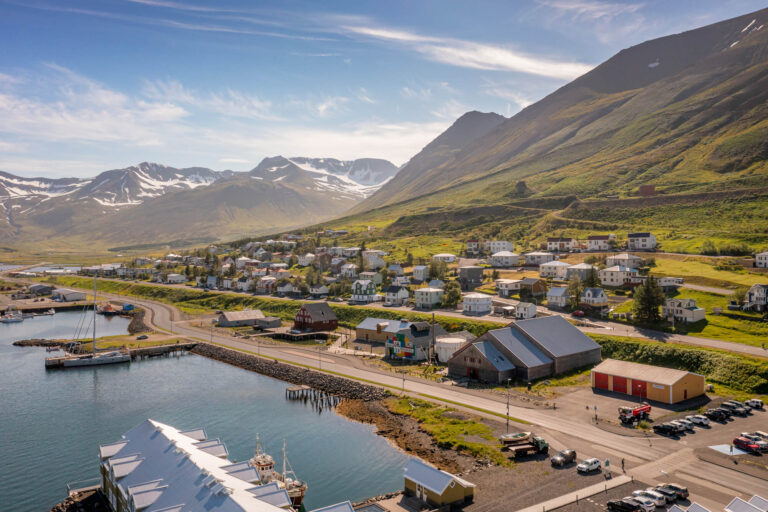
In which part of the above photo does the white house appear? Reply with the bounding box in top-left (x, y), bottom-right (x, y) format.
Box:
top-left (297, 253), bottom-right (316, 267)
top-left (484, 240), bottom-right (514, 253)
top-left (340, 263), bottom-right (359, 279)
top-left (310, 284), bottom-right (329, 297)
top-left (627, 232), bottom-right (657, 251)
top-left (277, 282), bottom-right (298, 296)
top-left (359, 271), bottom-right (382, 285)
top-left (547, 237), bottom-right (577, 252)
top-left (388, 264), bottom-right (404, 276)
top-left (547, 286), bottom-right (570, 308)
top-left (237, 277), bottom-right (254, 291)
top-left (747, 284), bottom-right (768, 311)
top-left (250, 267), bottom-right (269, 278)
top-left (393, 276), bottom-right (410, 286)
top-left (598, 265), bottom-right (638, 287)
top-left (539, 260), bottom-right (571, 279)
top-left (523, 251), bottom-right (555, 266)
top-left (415, 287), bottom-right (443, 309)
top-left (412, 265), bottom-right (429, 282)
top-left (165, 273), bottom-right (186, 284)
top-left (384, 285), bottom-right (410, 306)
top-left (756, 251), bottom-right (768, 268)
top-left (489, 251), bottom-right (519, 267)
top-left (466, 240), bottom-right (480, 255)
top-left (586, 234), bottom-right (614, 251)
top-left (235, 256), bottom-right (253, 269)
top-left (566, 262), bottom-right (597, 281)
top-left (495, 279), bottom-right (522, 297)
top-left (606, 253), bottom-right (643, 268)
top-left (462, 293), bottom-right (492, 315)
top-left (433, 253), bottom-right (457, 263)
top-left (581, 287), bottom-right (608, 307)
top-left (363, 251), bottom-right (386, 270)
top-left (662, 298), bottom-right (705, 324)
top-left (515, 302), bottom-right (537, 319)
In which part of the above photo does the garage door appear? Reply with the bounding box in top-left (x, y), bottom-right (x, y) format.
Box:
top-left (631, 380), bottom-right (647, 398)
top-left (613, 376), bottom-right (628, 394)
top-left (593, 372), bottom-right (609, 390)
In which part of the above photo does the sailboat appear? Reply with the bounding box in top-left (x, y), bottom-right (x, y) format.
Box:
top-left (45, 275), bottom-right (131, 369)
top-left (249, 436), bottom-right (307, 509)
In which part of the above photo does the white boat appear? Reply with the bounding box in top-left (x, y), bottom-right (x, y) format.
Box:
top-left (0, 312), bottom-right (24, 323)
top-left (249, 436), bottom-right (307, 509)
top-left (45, 275), bottom-right (130, 369)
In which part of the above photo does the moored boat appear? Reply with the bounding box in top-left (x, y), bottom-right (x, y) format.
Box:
top-left (249, 436), bottom-right (307, 509)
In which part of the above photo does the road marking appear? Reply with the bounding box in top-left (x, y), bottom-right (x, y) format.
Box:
top-left (283, 349), bottom-right (335, 364)
top-left (590, 444), bottom-right (644, 463)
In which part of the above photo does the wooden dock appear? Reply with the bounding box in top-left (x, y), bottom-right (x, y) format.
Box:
top-left (129, 342), bottom-right (197, 360)
top-left (285, 385), bottom-right (341, 411)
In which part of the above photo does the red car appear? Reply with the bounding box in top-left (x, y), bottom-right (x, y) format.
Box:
top-left (572, 310), bottom-right (585, 317)
top-left (734, 437), bottom-right (761, 454)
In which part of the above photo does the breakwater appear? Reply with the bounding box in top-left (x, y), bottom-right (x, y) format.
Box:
top-left (191, 343), bottom-right (388, 401)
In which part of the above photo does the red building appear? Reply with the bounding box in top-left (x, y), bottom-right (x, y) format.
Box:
top-left (293, 303), bottom-right (338, 332)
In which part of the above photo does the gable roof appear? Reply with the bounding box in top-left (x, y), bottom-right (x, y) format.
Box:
top-left (299, 302), bottom-right (337, 322)
top-left (592, 359), bottom-right (700, 386)
top-left (582, 287), bottom-right (605, 296)
top-left (514, 316), bottom-right (601, 358)
top-left (356, 317), bottom-right (411, 333)
top-left (403, 458), bottom-right (474, 495)
top-left (487, 327), bottom-right (552, 369)
top-left (547, 287), bottom-right (569, 297)
top-left (726, 498), bottom-right (764, 512)
top-left (221, 310), bottom-right (265, 322)
top-left (628, 232), bottom-right (652, 237)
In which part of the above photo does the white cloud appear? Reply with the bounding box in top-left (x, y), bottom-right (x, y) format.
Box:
top-left (538, 0), bottom-right (644, 20)
top-left (219, 157), bottom-right (251, 164)
top-left (431, 99), bottom-right (470, 120)
top-left (357, 88), bottom-right (376, 104)
top-left (481, 82), bottom-right (534, 109)
top-left (401, 86), bottom-right (432, 99)
top-left (343, 24), bottom-right (592, 80)
top-left (0, 157), bottom-right (111, 177)
top-left (0, 72), bottom-right (24, 85)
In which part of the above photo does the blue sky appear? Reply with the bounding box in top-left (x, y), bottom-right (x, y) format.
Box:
top-left (0, 0), bottom-right (765, 177)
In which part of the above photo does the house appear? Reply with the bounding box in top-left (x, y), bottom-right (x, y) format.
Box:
top-left (99, 419), bottom-right (294, 512)
top-left (359, 271), bottom-right (382, 285)
top-left (757, 251), bottom-right (768, 268)
top-left (598, 265), bottom-right (638, 287)
top-left (465, 240), bottom-right (480, 255)
top-left (412, 265), bottom-right (429, 282)
top-left (251, 267), bottom-right (269, 278)
top-left (293, 303), bottom-right (338, 331)
top-left (547, 286), bottom-right (570, 308)
top-left (746, 284), bottom-right (768, 311)
top-left (547, 237), bottom-right (577, 252)
top-left (351, 280), bottom-right (378, 303)
top-left (428, 279), bottom-right (445, 289)
top-left (484, 240), bottom-right (514, 253)
top-left (28, 283), bottom-right (54, 295)
top-left (309, 284), bottom-right (329, 298)
top-left (627, 232), bottom-right (657, 251)
top-left (515, 302), bottom-right (537, 319)
top-left (236, 256), bottom-right (253, 269)
top-left (539, 260), bottom-right (571, 280)
top-left (256, 276), bottom-right (277, 294)
top-left (566, 262), bottom-right (596, 282)
top-left (340, 263), bottom-right (358, 279)
top-left (221, 278), bottom-right (233, 290)
top-left (269, 262), bottom-right (289, 270)
top-left (657, 276), bottom-right (684, 291)
top-left (342, 247), bottom-right (361, 258)
top-left (489, 251), bottom-right (519, 268)
top-left (462, 293), bottom-right (492, 315)
top-left (52, 289), bottom-right (86, 302)
top-left (496, 279), bottom-right (522, 297)
top-left (432, 253), bottom-right (456, 263)
top-left (384, 285), bottom-right (410, 306)
top-left (165, 273), bottom-right (187, 284)
top-left (662, 298), bottom-right (705, 324)
top-left (448, 316), bottom-right (601, 382)
top-left (606, 253), bottom-right (643, 268)
top-left (592, 359), bottom-right (705, 404)
top-left (519, 277), bottom-right (547, 297)
top-left (271, 269), bottom-right (291, 281)
top-left (385, 322), bottom-right (448, 361)
top-left (237, 277), bottom-right (254, 292)
top-left (414, 287), bottom-right (443, 309)
top-left (458, 265), bottom-right (484, 290)
top-left (586, 234), bottom-right (614, 251)
top-left (580, 287), bottom-right (609, 308)
top-left (392, 276), bottom-right (410, 286)
top-left (205, 276), bottom-right (219, 289)
top-left (403, 458), bottom-right (475, 508)
top-left (217, 309), bottom-right (265, 327)
top-left (523, 251), bottom-right (555, 266)
top-left (297, 253), bottom-right (315, 267)
top-left (388, 264), bottom-right (404, 276)
top-left (355, 317), bottom-right (413, 343)
top-left (363, 251), bottom-right (386, 270)
top-left (276, 282), bottom-right (299, 297)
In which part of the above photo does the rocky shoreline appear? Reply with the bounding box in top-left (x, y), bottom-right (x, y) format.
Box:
top-left (13, 339), bottom-right (63, 347)
top-left (190, 343), bottom-right (388, 401)
top-left (127, 307), bottom-right (150, 334)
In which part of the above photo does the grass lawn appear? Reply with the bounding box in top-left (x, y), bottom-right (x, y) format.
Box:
top-left (651, 257), bottom-right (768, 289)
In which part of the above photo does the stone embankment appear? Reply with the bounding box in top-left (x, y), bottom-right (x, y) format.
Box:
top-left (127, 307), bottom-right (151, 334)
top-left (191, 343), bottom-right (388, 401)
top-left (13, 339), bottom-right (63, 347)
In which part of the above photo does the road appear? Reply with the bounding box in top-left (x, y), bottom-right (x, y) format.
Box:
top-left (682, 283), bottom-right (735, 295)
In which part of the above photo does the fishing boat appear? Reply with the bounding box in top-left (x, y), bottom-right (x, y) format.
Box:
top-left (0, 312), bottom-right (24, 323)
top-left (499, 431), bottom-right (532, 446)
top-left (249, 436), bottom-right (307, 509)
top-left (45, 275), bottom-right (130, 369)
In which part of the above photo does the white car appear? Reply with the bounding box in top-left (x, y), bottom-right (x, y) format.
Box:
top-left (741, 433), bottom-right (768, 451)
top-left (669, 420), bottom-right (688, 433)
top-left (676, 419), bottom-right (695, 431)
top-left (746, 398), bottom-right (764, 409)
top-left (627, 495), bottom-right (656, 511)
top-left (577, 458), bottom-right (601, 473)
top-left (686, 414), bottom-right (710, 426)
top-left (632, 490), bottom-right (665, 507)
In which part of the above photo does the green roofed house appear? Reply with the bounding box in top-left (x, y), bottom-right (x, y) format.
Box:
top-left (403, 458), bottom-right (475, 508)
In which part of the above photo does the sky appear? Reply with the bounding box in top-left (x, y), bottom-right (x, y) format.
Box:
top-left (0, 0), bottom-right (765, 177)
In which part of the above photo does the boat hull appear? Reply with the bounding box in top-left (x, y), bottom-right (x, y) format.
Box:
top-left (46, 352), bottom-right (131, 369)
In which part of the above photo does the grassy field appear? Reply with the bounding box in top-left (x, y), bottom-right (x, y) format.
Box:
top-left (650, 256), bottom-right (768, 288)
top-left (385, 396), bottom-right (508, 465)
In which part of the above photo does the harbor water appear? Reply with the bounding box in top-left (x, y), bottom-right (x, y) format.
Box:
top-left (0, 311), bottom-right (410, 512)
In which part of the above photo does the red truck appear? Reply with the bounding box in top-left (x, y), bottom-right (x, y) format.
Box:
top-left (619, 402), bottom-right (652, 424)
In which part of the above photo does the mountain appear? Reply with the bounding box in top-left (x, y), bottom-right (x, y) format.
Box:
top-left (350, 8), bottom-right (768, 213)
top-left (351, 111), bottom-right (506, 212)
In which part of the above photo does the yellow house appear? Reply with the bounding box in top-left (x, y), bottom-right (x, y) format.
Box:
top-left (591, 359), bottom-right (705, 404)
top-left (404, 458), bottom-right (475, 508)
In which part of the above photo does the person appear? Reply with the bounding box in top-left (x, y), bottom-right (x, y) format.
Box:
top-left (621, 458), bottom-right (625, 472)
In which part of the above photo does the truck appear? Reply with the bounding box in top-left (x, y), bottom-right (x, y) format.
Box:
top-left (619, 402), bottom-right (651, 424)
top-left (504, 436), bottom-right (549, 459)
top-left (122, 303), bottom-right (135, 312)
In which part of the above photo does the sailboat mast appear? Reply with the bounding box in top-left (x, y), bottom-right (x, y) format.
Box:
top-left (282, 439), bottom-right (286, 479)
top-left (93, 273), bottom-right (97, 353)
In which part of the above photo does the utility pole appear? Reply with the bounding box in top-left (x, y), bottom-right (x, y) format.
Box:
top-left (318, 345), bottom-right (322, 371)
top-left (506, 378), bottom-right (511, 433)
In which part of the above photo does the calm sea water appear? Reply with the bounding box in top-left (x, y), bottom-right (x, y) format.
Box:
top-left (0, 312), bottom-right (409, 512)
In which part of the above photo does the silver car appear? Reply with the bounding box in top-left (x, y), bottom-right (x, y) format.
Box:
top-left (632, 490), bottom-right (665, 507)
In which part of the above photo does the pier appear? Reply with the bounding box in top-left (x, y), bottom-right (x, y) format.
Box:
top-left (286, 385), bottom-right (341, 412)
top-left (129, 342), bottom-right (197, 360)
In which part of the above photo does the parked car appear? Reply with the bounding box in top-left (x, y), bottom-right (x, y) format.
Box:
top-left (607, 499), bottom-right (641, 511)
top-left (704, 409), bottom-right (726, 421)
top-left (668, 421), bottom-right (688, 433)
top-left (740, 433), bottom-right (768, 451)
top-left (551, 449), bottom-right (577, 467)
top-left (652, 486), bottom-right (678, 503)
top-left (721, 402), bottom-right (748, 417)
top-left (631, 490), bottom-right (666, 507)
top-left (676, 419), bottom-right (695, 431)
top-left (136, 334), bottom-right (148, 340)
top-left (625, 496), bottom-right (655, 512)
top-left (746, 398), bottom-right (764, 409)
top-left (754, 430), bottom-right (768, 440)
top-left (686, 414), bottom-right (710, 426)
top-left (577, 458), bottom-right (601, 473)
top-left (659, 483), bottom-right (689, 500)
top-left (726, 400), bottom-right (753, 412)
top-left (714, 407), bottom-right (733, 418)
top-left (733, 437), bottom-right (761, 454)
top-left (571, 310), bottom-right (585, 317)
top-left (653, 423), bottom-right (677, 436)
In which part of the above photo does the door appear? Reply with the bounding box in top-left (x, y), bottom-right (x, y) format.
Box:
top-left (684, 389), bottom-right (687, 400)
top-left (631, 380), bottom-right (647, 398)
top-left (417, 485), bottom-right (426, 501)
top-left (613, 376), bottom-right (627, 394)
top-left (593, 372), bottom-right (609, 390)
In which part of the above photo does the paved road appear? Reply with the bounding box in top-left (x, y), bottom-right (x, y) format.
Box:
top-left (682, 283), bottom-right (734, 295)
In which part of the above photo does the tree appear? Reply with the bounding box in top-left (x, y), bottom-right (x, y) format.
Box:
top-left (633, 277), bottom-right (664, 324)
top-left (405, 252), bottom-right (414, 267)
top-left (429, 260), bottom-right (447, 280)
top-left (584, 268), bottom-right (600, 288)
top-left (729, 286), bottom-right (749, 305)
top-left (701, 240), bottom-right (717, 256)
top-left (567, 275), bottom-right (583, 310)
top-left (441, 280), bottom-right (462, 308)
top-left (491, 269), bottom-right (500, 281)
top-left (288, 255), bottom-right (298, 268)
